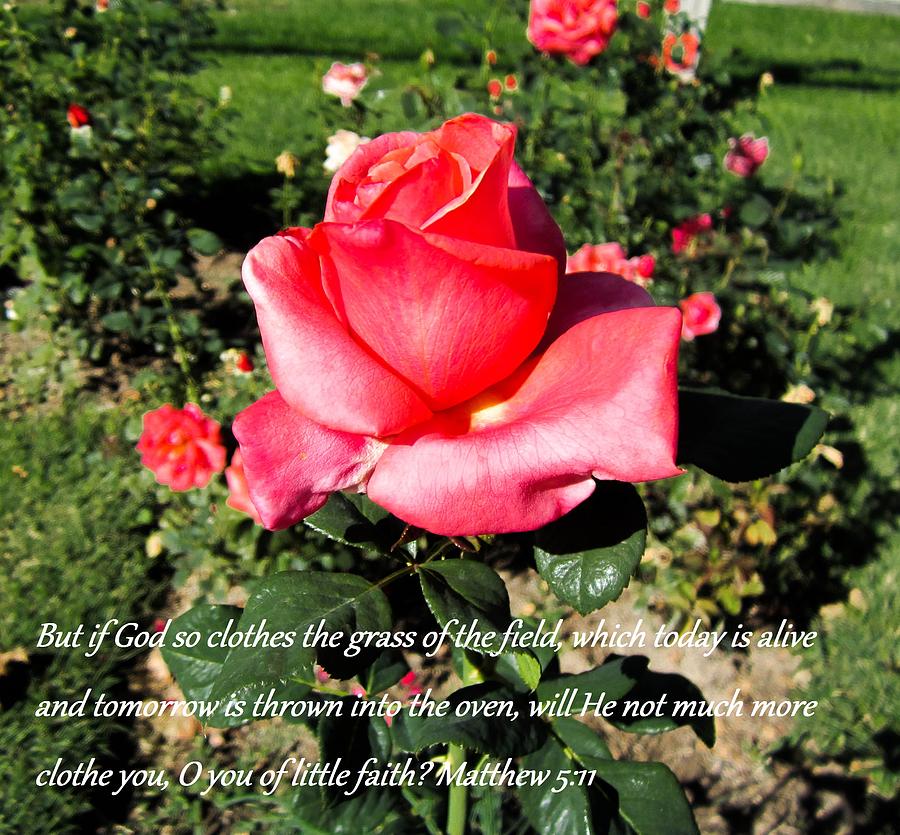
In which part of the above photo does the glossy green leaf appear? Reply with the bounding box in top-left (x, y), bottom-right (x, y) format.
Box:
top-left (418, 559), bottom-right (511, 654)
top-left (517, 736), bottom-right (593, 835)
top-left (305, 492), bottom-right (404, 551)
top-left (161, 603), bottom-right (241, 702)
top-left (536, 656), bottom-right (649, 714)
top-left (585, 759), bottom-right (699, 835)
top-left (211, 571), bottom-right (392, 705)
top-left (392, 683), bottom-right (546, 758)
top-left (552, 717), bottom-right (612, 761)
top-left (605, 664), bottom-right (716, 748)
top-left (678, 388), bottom-right (828, 482)
top-left (534, 483), bottom-right (647, 615)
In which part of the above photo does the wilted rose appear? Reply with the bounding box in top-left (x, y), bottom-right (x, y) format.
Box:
top-left (527, 0), bottom-right (619, 66)
top-left (234, 114), bottom-right (682, 536)
top-left (137, 404), bottom-right (226, 491)
top-left (679, 292), bottom-right (721, 340)
top-left (322, 62), bottom-right (368, 107)
top-left (724, 133), bottom-right (769, 178)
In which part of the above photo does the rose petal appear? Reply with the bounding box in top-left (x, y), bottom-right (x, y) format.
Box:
top-left (242, 230), bottom-right (432, 437)
top-left (311, 219), bottom-right (557, 411)
top-left (233, 391), bottom-right (386, 530)
top-left (538, 271), bottom-right (655, 350)
top-left (367, 306), bottom-right (682, 535)
top-left (507, 161), bottom-right (567, 267)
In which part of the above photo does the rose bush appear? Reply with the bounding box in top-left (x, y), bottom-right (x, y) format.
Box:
top-left (234, 113), bottom-right (683, 536)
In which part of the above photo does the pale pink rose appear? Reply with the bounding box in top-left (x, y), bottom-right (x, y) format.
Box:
top-left (679, 292), bottom-right (721, 340)
top-left (324, 129), bottom-right (371, 174)
top-left (724, 133), bottom-right (769, 178)
top-left (322, 62), bottom-right (368, 107)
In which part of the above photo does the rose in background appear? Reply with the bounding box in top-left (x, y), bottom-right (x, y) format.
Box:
top-left (527, 0), bottom-right (619, 65)
top-left (235, 113), bottom-right (682, 536)
top-left (567, 241), bottom-right (655, 286)
top-left (680, 291), bottom-right (721, 340)
top-left (323, 129), bottom-right (371, 173)
top-left (322, 61), bottom-right (368, 106)
top-left (136, 403), bottom-right (226, 491)
top-left (671, 212), bottom-right (713, 255)
top-left (724, 133), bottom-right (770, 178)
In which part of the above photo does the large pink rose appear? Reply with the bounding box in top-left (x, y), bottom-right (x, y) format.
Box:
top-left (234, 113), bottom-right (681, 536)
top-left (527, 0), bottom-right (619, 66)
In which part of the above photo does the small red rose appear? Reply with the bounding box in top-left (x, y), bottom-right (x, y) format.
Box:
top-left (137, 403), bottom-right (226, 491)
top-left (680, 292), bottom-right (721, 340)
top-left (671, 213), bottom-right (713, 255)
top-left (664, 0), bottom-right (679, 12)
top-left (663, 31), bottom-right (699, 74)
top-left (487, 79), bottom-right (503, 99)
top-left (636, 1), bottom-right (651, 18)
top-left (67, 103), bottom-right (91, 128)
top-left (567, 242), bottom-right (654, 286)
top-left (235, 351), bottom-right (254, 373)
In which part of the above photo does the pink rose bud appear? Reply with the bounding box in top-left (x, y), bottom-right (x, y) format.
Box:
top-left (724, 133), bottom-right (769, 178)
top-left (527, 0), bottom-right (619, 66)
top-left (136, 404), bottom-right (226, 491)
top-left (314, 665), bottom-right (330, 683)
top-left (671, 214), bottom-right (713, 254)
top-left (680, 292), bottom-right (722, 341)
top-left (350, 684), bottom-right (366, 698)
top-left (67, 103), bottom-right (91, 128)
top-left (322, 62), bottom-right (368, 107)
top-left (636, 254), bottom-right (655, 278)
top-left (225, 449), bottom-right (263, 524)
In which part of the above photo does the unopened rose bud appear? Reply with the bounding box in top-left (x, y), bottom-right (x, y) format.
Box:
top-left (759, 72), bottom-right (775, 91)
top-left (64, 26), bottom-right (77, 38)
top-left (487, 79), bottom-right (502, 100)
top-left (276, 150), bottom-right (299, 179)
top-left (145, 197), bottom-right (157, 210)
top-left (504, 74), bottom-right (518, 92)
top-left (145, 532), bottom-right (164, 558)
top-left (485, 49), bottom-right (497, 65)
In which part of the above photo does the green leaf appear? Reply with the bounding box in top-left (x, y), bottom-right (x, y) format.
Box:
top-left (100, 311), bottom-right (132, 331)
top-left (319, 701), bottom-right (381, 796)
top-left (677, 388), bottom-right (828, 482)
top-left (536, 656), bottom-right (649, 714)
top-left (187, 227), bottom-right (223, 255)
top-left (392, 683), bottom-right (546, 758)
top-left (739, 194), bottom-right (773, 228)
top-left (517, 736), bottom-right (593, 835)
top-left (211, 571), bottom-right (392, 706)
top-left (534, 483), bottom-right (647, 615)
top-left (362, 649), bottom-right (410, 694)
top-left (162, 604), bottom-right (241, 702)
top-left (586, 760), bottom-right (699, 835)
top-left (305, 492), bottom-right (404, 551)
top-left (418, 559), bottom-right (511, 653)
top-left (605, 663), bottom-right (716, 748)
top-left (552, 717), bottom-right (612, 761)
